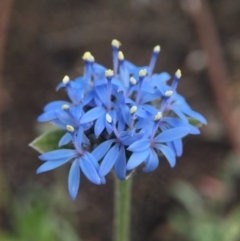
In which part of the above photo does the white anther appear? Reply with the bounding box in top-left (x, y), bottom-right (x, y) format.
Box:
top-left (130, 106), bottom-right (137, 114)
top-left (62, 104), bottom-right (70, 110)
top-left (82, 52), bottom-right (94, 62)
top-left (118, 51), bottom-right (124, 61)
top-left (87, 55), bottom-right (95, 62)
top-left (106, 113), bottom-right (112, 123)
top-left (66, 125), bottom-right (74, 132)
top-left (139, 69), bottom-right (147, 77)
top-left (111, 39), bottom-right (121, 48)
top-left (129, 77), bottom-right (137, 85)
top-left (164, 90), bottom-right (173, 97)
top-left (82, 51), bottom-right (92, 60)
top-left (105, 69), bottom-right (114, 77)
top-left (62, 75), bottom-right (70, 84)
top-left (175, 69), bottom-right (182, 78)
top-left (153, 45), bottom-right (161, 53)
top-left (154, 112), bottom-right (162, 121)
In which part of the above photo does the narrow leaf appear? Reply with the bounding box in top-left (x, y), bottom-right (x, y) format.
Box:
top-left (29, 129), bottom-right (67, 154)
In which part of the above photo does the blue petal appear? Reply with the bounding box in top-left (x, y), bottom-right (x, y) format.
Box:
top-left (84, 152), bottom-right (99, 170)
top-left (58, 132), bottom-right (72, 147)
top-left (66, 83), bottom-right (81, 104)
top-left (56, 82), bottom-right (65, 91)
top-left (182, 108), bottom-right (207, 125)
top-left (120, 105), bottom-right (130, 125)
top-left (159, 72), bottom-right (171, 82)
top-left (154, 127), bottom-right (190, 143)
top-left (95, 85), bottom-right (108, 107)
top-left (39, 149), bottom-right (78, 161)
top-left (156, 84), bottom-right (170, 96)
top-left (44, 101), bottom-right (71, 112)
top-left (136, 107), bottom-right (149, 118)
top-left (105, 118), bottom-right (113, 135)
top-left (114, 145), bottom-right (126, 180)
top-left (93, 63), bottom-right (107, 78)
top-left (172, 139), bottom-right (183, 157)
top-left (127, 139), bottom-right (150, 152)
top-left (112, 77), bottom-right (125, 88)
top-left (82, 134), bottom-right (90, 145)
top-left (117, 113), bottom-right (126, 132)
top-left (142, 104), bottom-right (158, 115)
top-left (100, 176), bottom-right (106, 184)
top-left (94, 78), bottom-right (106, 86)
top-left (170, 107), bottom-right (188, 123)
top-left (82, 90), bottom-right (94, 106)
top-left (167, 142), bottom-right (176, 157)
top-left (109, 110), bottom-right (117, 125)
top-left (140, 92), bottom-right (160, 104)
top-left (68, 159), bottom-right (80, 200)
top-left (99, 144), bottom-right (119, 177)
top-left (124, 60), bottom-right (137, 72)
top-left (94, 113), bottom-right (105, 137)
top-left (50, 120), bottom-right (67, 129)
top-left (154, 144), bottom-right (176, 167)
top-left (56, 110), bottom-right (76, 126)
top-left (36, 159), bottom-right (70, 174)
top-left (70, 105), bottom-right (84, 121)
top-left (143, 149), bottom-right (159, 172)
top-left (91, 139), bottom-right (116, 161)
top-left (94, 95), bottom-right (102, 107)
top-left (119, 65), bottom-right (130, 87)
top-left (140, 122), bottom-right (155, 138)
top-left (188, 125), bottom-right (200, 135)
top-left (119, 131), bottom-right (144, 146)
top-left (76, 127), bottom-right (84, 147)
top-left (37, 111), bottom-right (57, 122)
top-left (164, 117), bottom-right (200, 135)
top-left (126, 149), bottom-right (150, 170)
top-left (163, 117), bottom-right (187, 128)
top-left (135, 119), bottom-right (151, 129)
top-left (142, 84), bottom-right (155, 93)
top-left (80, 106), bottom-right (105, 124)
top-left (94, 79), bottom-right (106, 86)
top-left (80, 155), bottom-right (101, 185)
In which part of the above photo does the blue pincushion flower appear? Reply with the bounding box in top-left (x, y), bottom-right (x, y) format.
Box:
top-left (35, 39), bottom-right (207, 199)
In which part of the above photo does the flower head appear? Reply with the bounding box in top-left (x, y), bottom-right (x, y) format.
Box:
top-left (35, 40), bottom-right (207, 199)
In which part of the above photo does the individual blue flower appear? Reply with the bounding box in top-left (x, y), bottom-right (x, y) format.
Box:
top-left (38, 104), bottom-right (91, 147)
top-left (37, 125), bottom-right (103, 200)
top-left (126, 113), bottom-right (190, 172)
top-left (91, 113), bottom-right (145, 180)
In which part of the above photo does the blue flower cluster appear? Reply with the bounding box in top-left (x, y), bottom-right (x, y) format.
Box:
top-left (37, 40), bottom-right (206, 199)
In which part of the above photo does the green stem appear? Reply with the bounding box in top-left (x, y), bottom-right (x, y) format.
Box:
top-left (114, 177), bottom-right (132, 241)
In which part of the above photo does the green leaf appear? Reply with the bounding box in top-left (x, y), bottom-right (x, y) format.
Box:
top-left (29, 129), bottom-right (66, 154)
top-left (188, 117), bottom-right (203, 128)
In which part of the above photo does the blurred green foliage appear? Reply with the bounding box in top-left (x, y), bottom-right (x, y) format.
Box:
top-left (0, 184), bottom-right (81, 241)
top-left (169, 154), bottom-right (240, 241)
